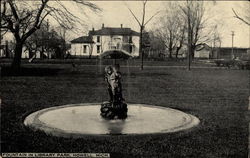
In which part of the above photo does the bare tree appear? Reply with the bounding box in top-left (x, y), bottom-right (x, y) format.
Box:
top-left (25, 23), bottom-right (65, 59)
top-left (210, 25), bottom-right (221, 59)
top-left (146, 31), bottom-right (165, 59)
top-left (0, 0), bottom-right (100, 72)
top-left (175, 26), bottom-right (186, 59)
top-left (180, 1), bottom-right (211, 70)
top-left (127, 0), bottom-right (160, 70)
top-left (154, 2), bottom-right (186, 59)
top-left (54, 25), bottom-right (70, 58)
top-left (232, 2), bottom-right (250, 26)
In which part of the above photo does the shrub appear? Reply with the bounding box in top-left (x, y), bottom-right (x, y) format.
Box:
top-left (214, 59), bottom-right (235, 67)
top-left (234, 60), bottom-right (250, 70)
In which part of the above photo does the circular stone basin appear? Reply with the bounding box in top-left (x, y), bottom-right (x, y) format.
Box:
top-left (24, 103), bottom-right (200, 137)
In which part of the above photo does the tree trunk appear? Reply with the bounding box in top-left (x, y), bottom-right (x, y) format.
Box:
top-left (140, 26), bottom-right (144, 70)
top-left (175, 46), bottom-right (181, 59)
top-left (28, 48), bottom-right (33, 58)
top-left (5, 43), bottom-right (9, 58)
top-left (168, 47), bottom-right (173, 59)
top-left (11, 41), bottom-right (23, 72)
top-left (40, 47), bottom-right (44, 59)
top-left (139, 27), bottom-right (143, 57)
top-left (191, 45), bottom-right (195, 59)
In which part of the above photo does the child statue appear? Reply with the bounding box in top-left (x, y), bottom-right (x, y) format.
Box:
top-left (101, 64), bottom-right (127, 119)
top-left (104, 66), bottom-right (114, 102)
top-left (104, 64), bottom-right (124, 105)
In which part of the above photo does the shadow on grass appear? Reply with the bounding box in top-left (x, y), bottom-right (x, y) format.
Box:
top-left (1, 66), bottom-right (63, 77)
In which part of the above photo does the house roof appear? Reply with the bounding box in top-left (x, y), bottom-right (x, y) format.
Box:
top-left (89, 27), bottom-right (140, 36)
top-left (71, 36), bottom-right (94, 43)
top-left (195, 43), bottom-right (211, 51)
top-left (215, 47), bottom-right (249, 50)
top-left (71, 27), bottom-right (140, 44)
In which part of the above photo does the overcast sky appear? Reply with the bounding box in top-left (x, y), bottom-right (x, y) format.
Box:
top-left (3, 1), bottom-right (250, 48)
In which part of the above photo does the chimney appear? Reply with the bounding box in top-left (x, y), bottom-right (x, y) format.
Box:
top-left (92, 27), bottom-right (95, 31)
top-left (121, 24), bottom-right (123, 28)
top-left (102, 23), bottom-right (104, 28)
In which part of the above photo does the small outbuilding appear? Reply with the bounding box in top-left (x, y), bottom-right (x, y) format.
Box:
top-left (194, 43), bottom-right (211, 59)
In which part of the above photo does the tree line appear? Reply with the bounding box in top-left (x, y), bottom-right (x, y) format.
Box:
top-left (1, 0), bottom-right (249, 72)
top-left (0, 0), bottom-right (100, 72)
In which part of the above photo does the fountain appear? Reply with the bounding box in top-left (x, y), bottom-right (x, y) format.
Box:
top-left (24, 64), bottom-right (200, 137)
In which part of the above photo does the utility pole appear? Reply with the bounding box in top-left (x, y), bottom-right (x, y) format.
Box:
top-left (231, 31), bottom-right (235, 59)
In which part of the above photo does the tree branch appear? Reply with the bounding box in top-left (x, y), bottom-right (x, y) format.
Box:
top-left (1, 15), bottom-right (15, 33)
top-left (38, 11), bottom-right (50, 27)
top-left (127, 7), bottom-right (141, 26)
top-left (7, 0), bottom-right (19, 20)
top-left (22, 0), bottom-right (49, 41)
top-left (73, 0), bottom-right (101, 12)
top-left (141, 0), bottom-right (147, 26)
top-left (144, 10), bottom-right (161, 26)
top-left (232, 8), bottom-right (250, 26)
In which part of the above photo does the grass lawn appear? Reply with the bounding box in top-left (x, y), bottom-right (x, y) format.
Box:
top-left (0, 64), bottom-right (249, 158)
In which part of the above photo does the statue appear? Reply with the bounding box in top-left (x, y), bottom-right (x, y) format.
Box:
top-left (100, 64), bottom-right (128, 119)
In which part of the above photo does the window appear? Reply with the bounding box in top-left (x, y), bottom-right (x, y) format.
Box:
top-left (97, 45), bottom-right (101, 54)
top-left (97, 36), bottom-right (100, 43)
top-left (123, 36), bottom-right (129, 43)
top-left (83, 45), bottom-right (87, 54)
top-left (129, 45), bottom-right (133, 53)
top-left (114, 37), bottom-right (121, 40)
top-left (129, 36), bottom-right (132, 43)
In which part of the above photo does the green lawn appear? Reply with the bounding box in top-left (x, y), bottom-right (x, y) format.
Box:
top-left (0, 64), bottom-right (249, 158)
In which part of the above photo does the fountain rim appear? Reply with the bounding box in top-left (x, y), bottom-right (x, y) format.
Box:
top-left (24, 103), bottom-right (200, 138)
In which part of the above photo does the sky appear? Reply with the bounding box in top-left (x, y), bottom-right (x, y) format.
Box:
top-left (62, 0), bottom-right (250, 48)
top-left (2, 1), bottom-right (250, 48)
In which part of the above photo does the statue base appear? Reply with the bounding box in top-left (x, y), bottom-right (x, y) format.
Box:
top-left (100, 101), bottom-right (128, 119)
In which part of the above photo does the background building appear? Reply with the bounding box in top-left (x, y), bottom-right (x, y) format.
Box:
top-left (70, 24), bottom-right (140, 58)
top-left (194, 43), bottom-right (250, 60)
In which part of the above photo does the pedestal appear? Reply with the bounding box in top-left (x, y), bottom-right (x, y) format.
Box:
top-left (100, 101), bottom-right (128, 119)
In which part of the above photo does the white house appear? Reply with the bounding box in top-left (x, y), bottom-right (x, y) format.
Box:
top-left (70, 24), bottom-right (140, 58)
